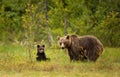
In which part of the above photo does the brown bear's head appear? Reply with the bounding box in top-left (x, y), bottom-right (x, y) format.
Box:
top-left (37, 45), bottom-right (45, 53)
top-left (57, 35), bottom-right (71, 49)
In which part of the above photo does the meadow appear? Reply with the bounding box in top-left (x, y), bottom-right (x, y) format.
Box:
top-left (0, 44), bottom-right (120, 77)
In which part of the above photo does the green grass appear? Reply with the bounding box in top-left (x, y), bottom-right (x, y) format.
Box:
top-left (0, 44), bottom-right (120, 77)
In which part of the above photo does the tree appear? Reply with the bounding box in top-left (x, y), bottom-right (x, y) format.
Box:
top-left (44, 0), bottom-right (54, 46)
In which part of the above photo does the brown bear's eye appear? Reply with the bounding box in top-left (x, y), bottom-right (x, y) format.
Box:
top-left (64, 42), bottom-right (66, 45)
top-left (59, 42), bottom-right (62, 45)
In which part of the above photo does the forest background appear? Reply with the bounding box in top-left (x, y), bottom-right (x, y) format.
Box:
top-left (0, 0), bottom-right (120, 47)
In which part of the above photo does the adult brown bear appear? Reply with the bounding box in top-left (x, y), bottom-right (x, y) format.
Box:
top-left (57, 34), bottom-right (104, 62)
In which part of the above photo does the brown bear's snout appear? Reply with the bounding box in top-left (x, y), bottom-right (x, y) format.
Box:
top-left (62, 47), bottom-right (65, 49)
top-left (60, 43), bottom-right (65, 49)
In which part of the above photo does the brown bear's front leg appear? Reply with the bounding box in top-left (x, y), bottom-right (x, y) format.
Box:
top-left (68, 48), bottom-right (79, 61)
top-left (68, 49), bottom-right (74, 61)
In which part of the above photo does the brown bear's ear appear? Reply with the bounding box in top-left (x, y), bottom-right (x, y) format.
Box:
top-left (66, 35), bottom-right (69, 39)
top-left (57, 36), bottom-right (60, 40)
top-left (37, 45), bottom-right (40, 48)
top-left (42, 45), bottom-right (45, 47)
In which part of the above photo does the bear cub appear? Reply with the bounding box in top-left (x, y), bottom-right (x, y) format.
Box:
top-left (36, 45), bottom-right (50, 61)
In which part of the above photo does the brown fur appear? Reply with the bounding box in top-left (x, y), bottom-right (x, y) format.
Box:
top-left (36, 45), bottom-right (50, 61)
top-left (58, 34), bottom-right (104, 62)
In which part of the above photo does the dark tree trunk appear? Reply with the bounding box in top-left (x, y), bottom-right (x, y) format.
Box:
top-left (44, 0), bottom-right (53, 46)
top-left (62, 0), bottom-right (67, 35)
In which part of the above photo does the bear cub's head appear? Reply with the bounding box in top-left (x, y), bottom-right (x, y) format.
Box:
top-left (57, 35), bottom-right (71, 49)
top-left (37, 45), bottom-right (45, 53)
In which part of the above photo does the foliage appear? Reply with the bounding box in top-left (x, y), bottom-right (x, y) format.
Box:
top-left (0, 0), bottom-right (120, 47)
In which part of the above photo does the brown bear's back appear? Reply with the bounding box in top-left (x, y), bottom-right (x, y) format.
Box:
top-left (79, 35), bottom-right (103, 48)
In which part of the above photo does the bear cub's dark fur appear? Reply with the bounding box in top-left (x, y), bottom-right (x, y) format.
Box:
top-left (36, 45), bottom-right (50, 61)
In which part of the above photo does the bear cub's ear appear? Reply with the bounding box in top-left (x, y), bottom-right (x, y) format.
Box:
top-left (42, 45), bottom-right (45, 47)
top-left (37, 45), bottom-right (40, 48)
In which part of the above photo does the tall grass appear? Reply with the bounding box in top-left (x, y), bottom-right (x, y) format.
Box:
top-left (0, 44), bottom-right (120, 77)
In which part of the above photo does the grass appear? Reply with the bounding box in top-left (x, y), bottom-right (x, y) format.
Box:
top-left (0, 44), bottom-right (120, 77)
